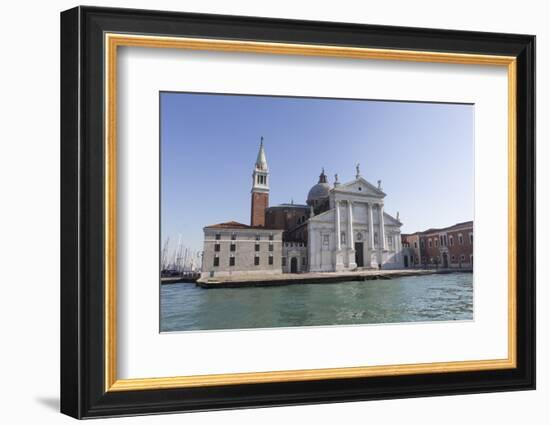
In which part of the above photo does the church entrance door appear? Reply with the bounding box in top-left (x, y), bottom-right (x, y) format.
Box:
top-left (290, 257), bottom-right (298, 273)
top-left (355, 242), bottom-right (364, 267)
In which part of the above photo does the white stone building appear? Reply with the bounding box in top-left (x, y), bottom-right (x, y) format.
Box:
top-left (201, 222), bottom-right (283, 279)
top-left (201, 141), bottom-right (404, 277)
top-left (306, 168), bottom-right (404, 271)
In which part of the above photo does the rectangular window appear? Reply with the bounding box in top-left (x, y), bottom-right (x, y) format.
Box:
top-left (269, 244), bottom-right (273, 252)
top-left (229, 256), bottom-right (235, 266)
top-left (269, 234), bottom-right (274, 241)
top-left (434, 239), bottom-right (438, 247)
top-left (214, 244), bottom-right (220, 252)
top-left (469, 233), bottom-right (473, 244)
top-left (458, 234), bottom-right (464, 245)
top-left (428, 239), bottom-right (432, 248)
top-left (254, 256), bottom-right (260, 266)
top-left (414, 242), bottom-right (418, 248)
top-left (449, 236), bottom-right (454, 246)
top-left (215, 233), bottom-right (221, 240)
top-left (255, 234), bottom-right (261, 241)
top-left (255, 244), bottom-right (260, 252)
top-left (461, 254), bottom-right (465, 261)
top-left (268, 256), bottom-right (273, 265)
top-left (282, 257), bottom-right (287, 267)
top-left (231, 233), bottom-right (236, 241)
top-left (213, 257), bottom-right (219, 267)
top-left (230, 243), bottom-right (236, 252)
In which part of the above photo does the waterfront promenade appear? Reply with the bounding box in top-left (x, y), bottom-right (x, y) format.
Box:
top-left (196, 268), bottom-right (472, 288)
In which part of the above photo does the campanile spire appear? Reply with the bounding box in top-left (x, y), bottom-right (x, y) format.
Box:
top-left (255, 136), bottom-right (268, 171)
top-left (250, 137), bottom-right (270, 227)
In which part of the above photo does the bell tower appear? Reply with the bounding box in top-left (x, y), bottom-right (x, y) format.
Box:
top-left (251, 137), bottom-right (269, 227)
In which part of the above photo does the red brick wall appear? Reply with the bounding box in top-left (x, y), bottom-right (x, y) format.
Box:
top-left (446, 228), bottom-right (473, 265)
top-left (402, 234), bottom-right (421, 264)
top-left (265, 207), bottom-right (309, 230)
top-left (417, 225), bottom-right (473, 267)
top-left (250, 192), bottom-right (268, 227)
top-left (421, 233), bottom-right (442, 264)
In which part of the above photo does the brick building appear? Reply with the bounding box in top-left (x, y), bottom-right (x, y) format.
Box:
top-left (401, 221), bottom-right (473, 269)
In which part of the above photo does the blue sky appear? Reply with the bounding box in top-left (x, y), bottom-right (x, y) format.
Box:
top-left (161, 92), bottom-right (473, 254)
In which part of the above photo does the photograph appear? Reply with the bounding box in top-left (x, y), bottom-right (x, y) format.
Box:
top-left (57, 4), bottom-right (536, 420)
top-left (160, 92), bottom-right (475, 332)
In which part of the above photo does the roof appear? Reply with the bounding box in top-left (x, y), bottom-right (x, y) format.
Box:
top-left (402, 220), bottom-right (473, 236)
top-left (267, 203), bottom-right (309, 209)
top-left (307, 169), bottom-right (331, 202)
top-left (255, 139), bottom-right (268, 170)
top-left (383, 211), bottom-right (402, 226)
top-left (307, 182), bottom-right (331, 202)
top-left (204, 221), bottom-right (281, 231)
top-left (334, 176), bottom-right (386, 197)
top-left (205, 221), bottom-right (255, 229)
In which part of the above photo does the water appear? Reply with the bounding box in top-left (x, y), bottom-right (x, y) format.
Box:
top-left (160, 273), bottom-right (473, 332)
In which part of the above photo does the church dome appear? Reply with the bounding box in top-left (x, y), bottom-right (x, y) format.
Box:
top-left (307, 169), bottom-right (330, 204)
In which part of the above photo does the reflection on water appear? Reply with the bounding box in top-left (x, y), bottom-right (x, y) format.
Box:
top-left (160, 273), bottom-right (473, 332)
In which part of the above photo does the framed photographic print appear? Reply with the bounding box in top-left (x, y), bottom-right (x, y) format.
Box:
top-left (60, 6), bottom-right (535, 419)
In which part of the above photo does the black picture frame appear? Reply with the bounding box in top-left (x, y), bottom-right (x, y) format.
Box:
top-left (61, 5), bottom-right (535, 419)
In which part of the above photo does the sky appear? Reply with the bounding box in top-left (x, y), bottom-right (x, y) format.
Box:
top-left (161, 92), bottom-right (473, 255)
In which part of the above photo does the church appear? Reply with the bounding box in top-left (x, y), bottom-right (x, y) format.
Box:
top-left (200, 140), bottom-right (404, 279)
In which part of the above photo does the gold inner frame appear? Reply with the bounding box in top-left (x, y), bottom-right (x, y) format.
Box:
top-left (104, 33), bottom-right (517, 392)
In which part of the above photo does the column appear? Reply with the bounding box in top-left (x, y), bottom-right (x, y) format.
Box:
top-left (367, 203), bottom-right (375, 249)
top-left (347, 201), bottom-right (355, 248)
top-left (379, 204), bottom-right (386, 250)
top-left (335, 201), bottom-right (344, 270)
top-left (347, 200), bottom-right (356, 268)
top-left (335, 200), bottom-right (341, 251)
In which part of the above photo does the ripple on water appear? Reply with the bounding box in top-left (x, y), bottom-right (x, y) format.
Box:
top-left (160, 273), bottom-right (473, 331)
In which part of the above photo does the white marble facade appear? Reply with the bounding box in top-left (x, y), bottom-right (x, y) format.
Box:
top-left (307, 174), bottom-right (403, 271)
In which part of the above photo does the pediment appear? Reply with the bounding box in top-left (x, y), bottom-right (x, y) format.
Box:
top-left (333, 177), bottom-right (386, 198)
top-left (383, 212), bottom-right (402, 226)
top-left (308, 208), bottom-right (334, 223)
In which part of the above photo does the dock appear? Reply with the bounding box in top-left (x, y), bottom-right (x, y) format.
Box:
top-left (196, 268), bottom-right (472, 288)
top-left (161, 272), bottom-right (200, 284)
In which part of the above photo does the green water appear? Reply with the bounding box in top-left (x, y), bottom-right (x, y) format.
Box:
top-left (160, 273), bottom-right (473, 332)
